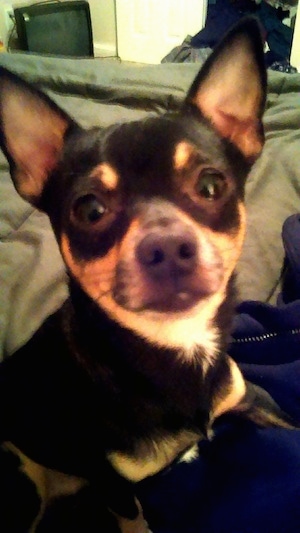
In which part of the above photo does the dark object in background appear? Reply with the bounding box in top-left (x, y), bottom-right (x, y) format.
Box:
top-left (13, 0), bottom-right (94, 57)
top-left (191, 0), bottom-right (245, 48)
top-left (191, 0), bottom-right (294, 65)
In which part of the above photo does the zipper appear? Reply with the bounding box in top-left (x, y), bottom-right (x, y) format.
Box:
top-left (233, 328), bottom-right (300, 344)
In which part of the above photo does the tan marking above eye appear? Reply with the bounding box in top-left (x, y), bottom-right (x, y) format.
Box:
top-left (173, 141), bottom-right (197, 170)
top-left (91, 163), bottom-right (119, 191)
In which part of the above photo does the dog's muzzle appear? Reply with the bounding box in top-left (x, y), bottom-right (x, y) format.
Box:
top-left (113, 201), bottom-right (224, 313)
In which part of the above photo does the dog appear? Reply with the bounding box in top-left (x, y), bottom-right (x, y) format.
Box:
top-left (0, 17), bottom-right (294, 533)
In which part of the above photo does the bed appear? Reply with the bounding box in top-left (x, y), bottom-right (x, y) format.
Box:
top-left (0, 52), bottom-right (300, 532)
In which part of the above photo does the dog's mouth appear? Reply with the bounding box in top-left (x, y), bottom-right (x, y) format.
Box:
top-left (112, 263), bottom-right (223, 314)
top-left (154, 289), bottom-right (201, 313)
top-left (114, 287), bottom-right (202, 314)
top-left (138, 289), bottom-right (208, 313)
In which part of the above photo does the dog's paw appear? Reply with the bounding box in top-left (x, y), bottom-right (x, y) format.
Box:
top-left (117, 514), bottom-right (151, 533)
top-left (118, 519), bottom-right (149, 533)
top-left (116, 498), bottom-right (152, 533)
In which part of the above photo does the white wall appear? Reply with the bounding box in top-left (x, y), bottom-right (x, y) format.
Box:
top-left (88, 0), bottom-right (116, 57)
top-left (0, 0), bottom-right (33, 45)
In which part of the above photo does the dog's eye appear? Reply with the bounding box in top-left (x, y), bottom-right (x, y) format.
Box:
top-left (73, 194), bottom-right (107, 225)
top-left (196, 169), bottom-right (227, 201)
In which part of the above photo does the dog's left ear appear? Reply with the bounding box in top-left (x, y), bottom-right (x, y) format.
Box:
top-left (185, 17), bottom-right (266, 161)
top-left (0, 67), bottom-right (75, 206)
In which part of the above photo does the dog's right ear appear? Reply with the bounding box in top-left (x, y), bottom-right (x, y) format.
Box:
top-left (0, 67), bottom-right (75, 206)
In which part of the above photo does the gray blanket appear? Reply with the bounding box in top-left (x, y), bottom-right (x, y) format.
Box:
top-left (1, 53), bottom-right (300, 358)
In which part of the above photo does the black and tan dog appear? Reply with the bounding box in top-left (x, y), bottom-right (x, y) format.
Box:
top-left (0, 17), bottom-right (293, 533)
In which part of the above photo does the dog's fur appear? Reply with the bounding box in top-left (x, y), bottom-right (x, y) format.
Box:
top-left (0, 17), bottom-right (294, 533)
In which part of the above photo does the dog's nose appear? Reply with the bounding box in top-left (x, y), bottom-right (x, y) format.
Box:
top-left (136, 229), bottom-right (198, 279)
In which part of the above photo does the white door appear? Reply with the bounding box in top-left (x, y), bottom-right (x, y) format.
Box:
top-left (291, 3), bottom-right (300, 70)
top-left (116, 0), bottom-right (207, 64)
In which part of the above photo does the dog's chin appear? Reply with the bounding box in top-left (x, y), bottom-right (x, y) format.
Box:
top-left (147, 290), bottom-right (202, 313)
top-left (113, 288), bottom-right (209, 315)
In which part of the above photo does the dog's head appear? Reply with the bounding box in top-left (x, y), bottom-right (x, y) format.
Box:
top-left (0, 18), bottom-right (266, 358)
